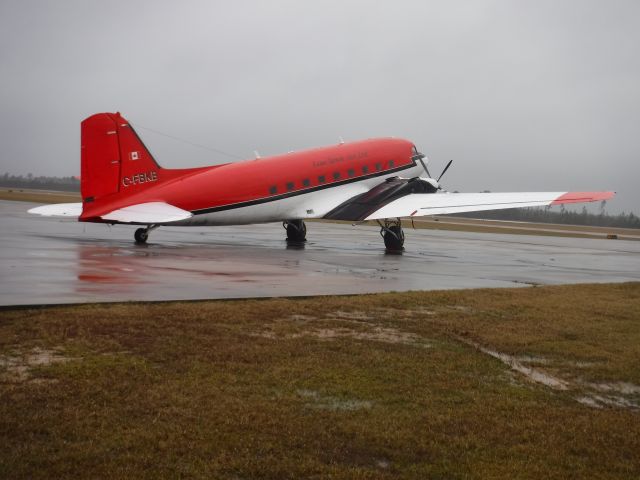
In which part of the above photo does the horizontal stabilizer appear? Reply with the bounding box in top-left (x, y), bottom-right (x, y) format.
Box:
top-left (28, 203), bottom-right (82, 218)
top-left (101, 202), bottom-right (193, 224)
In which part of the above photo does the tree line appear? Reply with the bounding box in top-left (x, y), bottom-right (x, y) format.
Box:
top-left (1, 173), bottom-right (80, 192)
top-left (453, 205), bottom-right (640, 229)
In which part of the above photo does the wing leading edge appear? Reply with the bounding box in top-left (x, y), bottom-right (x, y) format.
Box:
top-left (363, 191), bottom-right (615, 221)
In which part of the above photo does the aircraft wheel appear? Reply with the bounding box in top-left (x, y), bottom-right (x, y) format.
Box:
top-left (383, 225), bottom-right (404, 251)
top-left (134, 228), bottom-right (148, 244)
top-left (286, 220), bottom-right (307, 242)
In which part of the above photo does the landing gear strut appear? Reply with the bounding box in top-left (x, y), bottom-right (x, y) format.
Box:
top-left (283, 220), bottom-right (307, 243)
top-left (378, 218), bottom-right (404, 252)
top-left (134, 224), bottom-right (158, 244)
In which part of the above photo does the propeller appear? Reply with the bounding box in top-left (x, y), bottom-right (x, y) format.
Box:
top-left (418, 157), bottom-right (431, 178)
top-left (437, 160), bottom-right (453, 183)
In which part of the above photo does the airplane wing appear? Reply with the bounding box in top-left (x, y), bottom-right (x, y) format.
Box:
top-left (366, 191), bottom-right (615, 220)
top-left (324, 184), bottom-right (615, 222)
top-left (29, 201), bottom-right (192, 224)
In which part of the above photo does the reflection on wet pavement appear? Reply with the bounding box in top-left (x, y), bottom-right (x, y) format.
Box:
top-left (2, 200), bottom-right (640, 306)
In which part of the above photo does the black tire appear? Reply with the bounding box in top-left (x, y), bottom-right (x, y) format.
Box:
top-left (383, 226), bottom-right (404, 251)
top-left (286, 220), bottom-right (307, 242)
top-left (134, 228), bottom-right (148, 244)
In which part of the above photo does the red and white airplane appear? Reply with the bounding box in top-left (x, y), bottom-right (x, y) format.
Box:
top-left (29, 112), bottom-right (614, 250)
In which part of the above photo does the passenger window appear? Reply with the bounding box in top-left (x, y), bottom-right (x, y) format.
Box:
top-left (286, 182), bottom-right (295, 191)
top-left (333, 172), bottom-right (341, 180)
top-left (269, 185), bottom-right (277, 195)
top-left (318, 175), bottom-right (326, 184)
top-left (362, 165), bottom-right (369, 174)
top-left (375, 163), bottom-right (382, 171)
top-left (302, 178), bottom-right (310, 187)
top-left (348, 169), bottom-right (355, 177)
top-left (388, 160), bottom-right (395, 168)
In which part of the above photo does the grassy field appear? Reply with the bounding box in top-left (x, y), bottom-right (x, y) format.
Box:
top-left (1, 283), bottom-right (639, 479)
top-left (0, 188), bottom-right (80, 204)
top-left (314, 218), bottom-right (638, 240)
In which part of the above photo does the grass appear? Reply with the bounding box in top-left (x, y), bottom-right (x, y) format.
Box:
top-left (1, 283), bottom-right (639, 479)
top-left (314, 218), bottom-right (638, 240)
top-left (0, 188), bottom-right (80, 204)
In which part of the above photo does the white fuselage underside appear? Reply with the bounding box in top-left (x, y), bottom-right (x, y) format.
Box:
top-left (171, 165), bottom-right (423, 226)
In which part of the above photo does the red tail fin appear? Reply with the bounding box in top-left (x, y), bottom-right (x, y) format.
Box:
top-left (81, 112), bottom-right (164, 203)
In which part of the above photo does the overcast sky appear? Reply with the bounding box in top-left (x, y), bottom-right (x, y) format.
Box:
top-left (1, 0), bottom-right (638, 213)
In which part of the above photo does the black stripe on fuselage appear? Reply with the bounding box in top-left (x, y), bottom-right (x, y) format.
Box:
top-left (190, 160), bottom-right (418, 215)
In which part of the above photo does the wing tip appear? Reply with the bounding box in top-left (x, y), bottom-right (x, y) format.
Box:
top-left (551, 191), bottom-right (615, 206)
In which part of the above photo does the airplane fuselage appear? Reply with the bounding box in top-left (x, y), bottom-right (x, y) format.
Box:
top-left (81, 137), bottom-right (422, 226)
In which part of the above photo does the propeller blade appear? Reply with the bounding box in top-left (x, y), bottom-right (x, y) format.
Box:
top-left (418, 157), bottom-right (431, 178)
top-left (437, 160), bottom-right (453, 182)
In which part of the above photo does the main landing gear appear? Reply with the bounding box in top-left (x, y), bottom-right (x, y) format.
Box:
top-left (134, 224), bottom-right (158, 244)
top-left (283, 220), bottom-right (307, 243)
top-left (378, 218), bottom-right (405, 252)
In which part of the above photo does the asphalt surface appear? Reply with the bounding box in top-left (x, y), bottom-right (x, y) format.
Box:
top-left (1, 200), bottom-right (639, 306)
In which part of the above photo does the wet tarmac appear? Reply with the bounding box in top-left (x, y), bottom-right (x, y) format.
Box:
top-left (1, 200), bottom-right (639, 306)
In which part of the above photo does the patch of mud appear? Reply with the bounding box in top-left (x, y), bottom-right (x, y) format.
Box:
top-left (297, 389), bottom-right (372, 411)
top-left (515, 355), bottom-right (549, 364)
top-left (256, 310), bottom-right (431, 347)
top-left (326, 310), bottom-right (374, 321)
top-left (459, 338), bottom-right (640, 410)
top-left (258, 325), bottom-right (429, 347)
top-left (373, 307), bottom-right (436, 318)
top-left (446, 305), bottom-right (474, 314)
top-left (461, 338), bottom-right (568, 390)
top-left (0, 347), bottom-right (72, 383)
top-left (575, 382), bottom-right (640, 409)
top-left (287, 314), bottom-right (317, 322)
top-left (586, 382), bottom-right (640, 395)
top-left (309, 326), bottom-right (429, 347)
top-left (576, 396), bottom-right (602, 408)
top-left (570, 361), bottom-right (598, 368)
top-left (576, 394), bottom-right (638, 409)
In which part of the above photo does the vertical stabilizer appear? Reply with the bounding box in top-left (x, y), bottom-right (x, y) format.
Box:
top-left (80, 112), bottom-right (163, 204)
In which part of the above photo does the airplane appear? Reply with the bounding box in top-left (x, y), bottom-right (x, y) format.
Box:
top-left (29, 112), bottom-right (615, 250)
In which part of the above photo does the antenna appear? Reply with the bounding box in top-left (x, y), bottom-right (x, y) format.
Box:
top-left (254, 150), bottom-right (261, 159)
